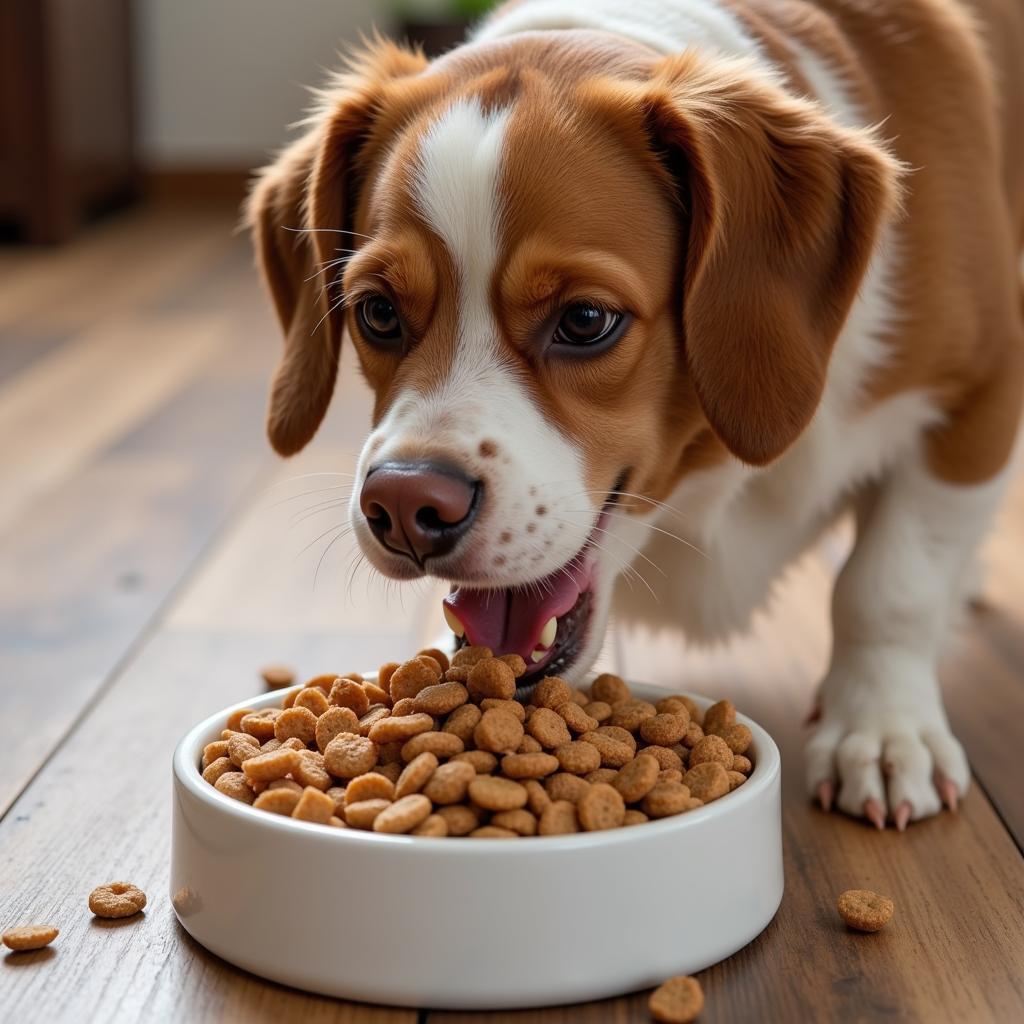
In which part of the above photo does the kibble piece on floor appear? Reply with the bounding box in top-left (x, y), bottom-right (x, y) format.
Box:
top-left (649, 975), bottom-right (704, 1023)
top-left (89, 881), bottom-right (147, 919)
top-left (2, 925), bottom-right (59, 951)
top-left (837, 889), bottom-right (894, 932)
top-left (260, 664), bottom-right (295, 689)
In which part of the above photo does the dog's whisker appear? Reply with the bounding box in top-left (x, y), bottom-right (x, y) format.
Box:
top-left (559, 508), bottom-right (709, 561)
top-left (296, 522), bottom-right (350, 559)
top-left (265, 483), bottom-right (352, 509)
top-left (313, 527), bottom-right (352, 592)
top-left (289, 498), bottom-right (352, 526)
top-left (545, 516), bottom-right (668, 580)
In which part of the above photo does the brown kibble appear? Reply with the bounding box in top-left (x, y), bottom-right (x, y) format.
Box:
top-left (377, 761), bottom-right (402, 783)
top-left (689, 734), bottom-right (734, 769)
top-left (240, 708), bottom-right (280, 740)
top-left (292, 750), bottom-right (332, 790)
top-left (444, 703), bottom-right (483, 742)
top-left (292, 686), bottom-right (330, 717)
top-left (226, 707), bottom-right (255, 732)
top-left (474, 708), bottom-right (524, 754)
top-left (683, 762), bottom-right (730, 802)
top-left (545, 773), bottom-right (591, 803)
top-left (524, 778), bottom-right (551, 815)
top-left (374, 794), bottom-right (432, 834)
top-left (361, 683), bottom-right (388, 706)
top-left (254, 788), bottom-right (301, 815)
top-left (590, 672), bottom-right (631, 704)
top-left (642, 781), bottom-right (693, 818)
top-left (367, 713), bottom-right (434, 744)
top-left (315, 705), bottom-right (359, 752)
top-left (518, 734), bottom-right (543, 753)
top-left (2, 925), bottom-right (58, 951)
top-left (557, 701), bottom-right (600, 734)
top-left (526, 707), bottom-right (572, 749)
top-left (358, 706), bottom-right (392, 736)
top-left (345, 772), bottom-right (397, 805)
top-left (201, 756), bottom-right (234, 786)
top-left (595, 725), bottom-right (637, 752)
top-left (532, 676), bottom-right (572, 710)
top-left (201, 740), bottom-right (230, 769)
top-left (717, 723), bottom-right (753, 755)
top-left (423, 761), bottom-right (477, 805)
top-left (328, 816), bottom-right (347, 828)
top-left (682, 722), bottom-right (704, 748)
top-left (640, 713), bottom-right (689, 746)
top-left (344, 798), bottom-right (392, 830)
top-left (437, 804), bottom-right (480, 836)
top-left (703, 698), bottom-right (735, 736)
top-left (401, 731), bottom-right (464, 762)
top-left (480, 698), bottom-right (526, 722)
top-left (395, 752), bottom-right (439, 798)
top-left (328, 678), bottom-right (370, 717)
top-left (452, 749), bottom-right (498, 774)
top-left (227, 732), bottom-right (260, 767)
top-left (451, 644), bottom-right (492, 668)
top-left (501, 752), bottom-right (560, 779)
top-left (412, 813), bottom-right (449, 837)
top-left (623, 809), bottom-right (648, 826)
top-left (377, 662), bottom-right (400, 695)
top-left (323, 734), bottom-right (378, 779)
top-left (659, 769), bottom-right (684, 784)
top-left (578, 731), bottom-right (633, 768)
top-left (291, 786), bottom-right (335, 824)
top-left (377, 740), bottom-right (405, 764)
top-left (214, 771), bottom-right (256, 803)
top-left (538, 799), bottom-right (580, 835)
top-left (654, 696), bottom-right (691, 726)
top-left (88, 881), bottom-right (147, 919)
top-left (389, 659), bottom-right (440, 702)
top-left (470, 826), bottom-right (519, 838)
top-left (837, 889), bottom-right (895, 932)
top-left (304, 673), bottom-right (342, 694)
top-left (468, 658), bottom-right (517, 700)
top-left (612, 754), bottom-right (660, 803)
top-left (241, 747), bottom-right (300, 783)
top-left (274, 706), bottom-right (317, 745)
top-left (578, 783), bottom-right (626, 831)
top-left (498, 653), bottom-right (527, 677)
top-left (609, 698), bottom-right (657, 733)
top-left (639, 745), bottom-right (683, 772)
top-left (413, 681), bottom-right (469, 716)
top-left (649, 975), bottom-right (704, 1023)
top-left (491, 808), bottom-right (539, 836)
top-left (727, 770), bottom-right (747, 791)
top-left (468, 775), bottom-right (528, 811)
top-left (418, 647), bottom-right (451, 673)
top-left (733, 754), bottom-right (753, 775)
top-left (554, 741), bottom-right (602, 775)
top-left (585, 768), bottom-right (619, 785)
top-left (584, 701), bottom-right (612, 723)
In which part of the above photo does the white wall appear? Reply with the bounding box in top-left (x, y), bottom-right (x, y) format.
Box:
top-left (138, 0), bottom-right (394, 168)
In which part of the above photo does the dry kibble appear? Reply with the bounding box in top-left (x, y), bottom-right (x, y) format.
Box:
top-left (358, 706), bottom-right (392, 736)
top-left (649, 975), bottom-right (704, 1023)
top-left (293, 686), bottom-right (331, 717)
top-left (304, 673), bottom-right (342, 694)
top-left (584, 701), bottom-right (612, 723)
top-left (491, 808), bottom-right (539, 836)
top-left (2, 925), bottom-right (58, 951)
top-left (640, 713), bottom-right (689, 746)
top-left (689, 734), bottom-right (734, 769)
top-left (202, 740), bottom-right (230, 769)
top-left (423, 761), bottom-right (477, 804)
top-left (703, 699), bottom-right (735, 736)
top-left (412, 813), bottom-right (449, 837)
top-left (545, 773), bottom-right (591, 803)
top-left (254, 788), bottom-right (301, 815)
top-left (501, 752), bottom-right (560, 779)
top-left (557, 701), bottom-right (600, 734)
top-left (88, 882), bottom-right (147, 919)
top-left (585, 768), bottom-right (619, 785)
top-left (468, 776), bottom-right (528, 811)
top-left (344, 798), bottom-right (392, 830)
top-left (291, 787), bottom-right (335, 824)
top-left (733, 755), bottom-right (753, 775)
top-left (591, 672), bottom-right (631, 704)
top-left (401, 731), bottom-right (464, 761)
top-left (377, 662), bottom-right (400, 695)
top-left (518, 735), bottom-right (543, 753)
top-left (227, 732), bottom-right (260, 767)
top-left (578, 783), bottom-right (626, 831)
top-left (451, 644), bottom-right (492, 668)
top-left (215, 772), bottom-right (256, 804)
top-left (373, 794), bottom-right (432, 834)
top-left (452, 750), bottom-right (498, 774)
top-left (468, 658), bottom-right (517, 700)
top-left (293, 750), bottom-right (332, 790)
top-left (367, 713), bottom-right (434, 744)
top-left (242, 747), bottom-right (300, 783)
top-left (471, 825), bottom-right (518, 838)
top-left (328, 678), bottom-right (370, 717)
top-left (323, 734), bottom-right (378, 779)
top-left (682, 722), bottom-right (704, 748)
top-left (377, 761), bottom-right (402, 783)
top-left (474, 709), bottom-right (524, 754)
top-left (377, 740), bottom-right (405, 764)
top-left (226, 707), bottom-right (254, 732)
top-left (623, 809), bottom-right (648, 826)
top-left (345, 772), bottom-right (397, 805)
top-left (554, 741), bottom-right (602, 775)
top-left (659, 769), bottom-right (684, 784)
top-left (274, 706), bottom-right (317, 745)
top-left (437, 804), bottom-right (480, 836)
top-left (837, 889), bottom-right (895, 932)
top-left (717, 723), bottom-right (753, 755)
top-left (683, 762), bottom-right (730, 803)
top-left (532, 676), bottom-right (572, 710)
top-left (395, 753), bottom-right (439, 798)
top-left (418, 647), bottom-right (451, 673)
top-left (642, 782), bottom-right (693, 818)
top-left (498, 653), bottom-right (527, 678)
top-left (389, 659), bottom-right (440, 702)
top-left (526, 707), bottom-right (572, 749)
top-left (413, 681), bottom-right (469, 716)
top-left (480, 698), bottom-right (527, 722)
top-left (596, 724), bottom-right (637, 752)
top-left (444, 704), bottom-right (482, 741)
top-left (579, 731), bottom-right (633, 768)
top-left (726, 770), bottom-right (747, 791)
top-left (316, 706), bottom-right (360, 751)
top-left (609, 699), bottom-right (658, 733)
top-left (612, 754), bottom-right (660, 803)
top-left (201, 756), bottom-right (234, 786)
top-left (538, 799), bottom-right (580, 835)
top-left (240, 709), bottom-right (280, 740)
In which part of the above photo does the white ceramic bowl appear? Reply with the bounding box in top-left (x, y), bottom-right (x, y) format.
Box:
top-left (171, 683), bottom-right (783, 1009)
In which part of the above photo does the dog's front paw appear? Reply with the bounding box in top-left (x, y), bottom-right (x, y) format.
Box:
top-left (804, 653), bottom-right (970, 830)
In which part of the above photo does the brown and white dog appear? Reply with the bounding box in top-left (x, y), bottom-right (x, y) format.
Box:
top-left (247, 0), bottom-right (1024, 829)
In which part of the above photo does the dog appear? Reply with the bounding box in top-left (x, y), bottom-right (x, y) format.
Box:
top-left (247, 0), bottom-right (1024, 829)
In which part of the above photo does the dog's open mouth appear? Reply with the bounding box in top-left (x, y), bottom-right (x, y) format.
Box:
top-left (441, 501), bottom-right (615, 685)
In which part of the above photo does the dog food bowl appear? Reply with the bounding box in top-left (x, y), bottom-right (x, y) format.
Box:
top-left (171, 682), bottom-right (782, 1009)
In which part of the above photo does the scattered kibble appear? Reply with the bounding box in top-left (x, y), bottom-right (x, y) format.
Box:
top-left (2, 925), bottom-right (58, 951)
top-left (649, 975), bottom-right (704, 1022)
top-left (88, 881), bottom-right (147, 919)
top-left (837, 889), bottom-right (894, 932)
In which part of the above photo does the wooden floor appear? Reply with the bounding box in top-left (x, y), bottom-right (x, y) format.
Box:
top-left (2, 201), bottom-right (1023, 1023)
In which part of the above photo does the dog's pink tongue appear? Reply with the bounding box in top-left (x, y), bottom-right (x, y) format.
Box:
top-left (444, 570), bottom-right (583, 659)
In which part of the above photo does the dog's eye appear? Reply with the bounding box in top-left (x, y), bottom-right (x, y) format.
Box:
top-left (553, 303), bottom-right (624, 348)
top-left (356, 295), bottom-right (403, 346)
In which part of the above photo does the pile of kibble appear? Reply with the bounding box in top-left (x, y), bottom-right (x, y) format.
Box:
top-left (199, 648), bottom-right (755, 837)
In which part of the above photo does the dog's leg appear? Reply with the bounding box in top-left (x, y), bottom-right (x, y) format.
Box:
top-left (805, 454), bottom-right (1009, 828)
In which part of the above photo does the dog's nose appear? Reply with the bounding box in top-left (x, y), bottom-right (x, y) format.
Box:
top-left (360, 461), bottom-right (481, 564)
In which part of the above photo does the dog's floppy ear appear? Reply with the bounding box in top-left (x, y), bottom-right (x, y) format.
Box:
top-left (246, 39), bottom-right (428, 457)
top-left (642, 54), bottom-right (902, 465)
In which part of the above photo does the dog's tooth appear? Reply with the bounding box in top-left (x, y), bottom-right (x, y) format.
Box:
top-left (539, 616), bottom-right (557, 648)
top-left (530, 648), bottom-right (546, 664)
top-left (443, 604), bottom-right (465, 638)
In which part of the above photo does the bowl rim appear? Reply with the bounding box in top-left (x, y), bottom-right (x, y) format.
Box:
top-left (173, 680), bottom-right (780, 854)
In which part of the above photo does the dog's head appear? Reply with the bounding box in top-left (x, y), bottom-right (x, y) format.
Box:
top-left (248, 33), bottom-right (899, 682)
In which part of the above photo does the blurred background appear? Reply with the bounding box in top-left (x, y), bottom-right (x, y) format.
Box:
top-left (0, 0), bottom-right (494, 242)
